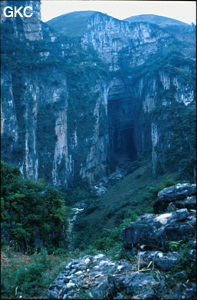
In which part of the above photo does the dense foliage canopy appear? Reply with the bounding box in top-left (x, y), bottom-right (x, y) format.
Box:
top-left (1, 161), bottom-right (68, 253)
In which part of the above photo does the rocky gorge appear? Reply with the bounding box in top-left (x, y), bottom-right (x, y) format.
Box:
top-left (49, 183), bottom-right (196, 299)
top-left (1, 1), bottom-right (196, 299)
top-left (1, 1), bottom-right (196, 186)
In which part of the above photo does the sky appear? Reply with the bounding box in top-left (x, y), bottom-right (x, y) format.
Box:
top-left (41, 1), bottom-right (196, 25)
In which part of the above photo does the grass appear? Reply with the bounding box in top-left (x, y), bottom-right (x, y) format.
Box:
top-left (1, 246), bottom-right (69, 299)
top-left (72, 159), bottom-right (181, 251)
top-left (1, 244), bottom-right (102, 299)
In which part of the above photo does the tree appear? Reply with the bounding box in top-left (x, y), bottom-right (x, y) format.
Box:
top-left (1, 161), bottom-right (68, 253)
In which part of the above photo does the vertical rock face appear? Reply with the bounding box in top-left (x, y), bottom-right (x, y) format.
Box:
top-left (1, 0), bottom-right (43, 40)
top-left (79, 84), bottom-right (109, 182)
top-left (1, 71), bottom-right (19, 143)
top-left (1, 64), bottom-right (68, 182)
top-left (1, 3), bottom-right (196, 185)
top-left (82, 12), bottom-right (173, 70)
top-left (151, 122), bottom-right (159, 177)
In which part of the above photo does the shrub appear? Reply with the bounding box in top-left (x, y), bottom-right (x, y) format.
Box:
top-left (15, 263), bottom-right (45, 296)
top-left (163, 178), bottom-right (177, 187)
top-left (1, 161), bottom-right (69, 253)
top-left (1, 246), bottom-right (70, 299)
top-left (167, 240), bottom-right (183, 251)
top-left (166, 240), bottom-right (196, 281)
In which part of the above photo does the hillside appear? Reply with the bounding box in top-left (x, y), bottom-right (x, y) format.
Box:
top-left (47, 11), bottom-right (97, 36)
top-left (125, 14), bottom-right (195, 43)
top-left (71, 159), bottom-right (181, 250)
top-left (1, 159), bottom-right (196, 299)
top-left (124, 14), bottom-right (189, 27)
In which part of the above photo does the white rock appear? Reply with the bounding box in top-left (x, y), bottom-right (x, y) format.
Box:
top-left (157, 252), bottom-right (163, 258)
top-left (65, 282), bottom-right (75, 290)
top-left (117, 265), bottom-right (124, 271)
top-left (84, 258), bottom-right (90, 264)
top-left (75, 270), bottom-right (83, 276)
top-left (156, 213), bottom-right (172, 224)
top-left (95, 253), bottom-right (105, 259)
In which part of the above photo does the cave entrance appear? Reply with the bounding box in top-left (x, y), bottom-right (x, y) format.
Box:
top-left (108, 93), bottom-right (137, 166)
top-left (111, 125), bottom-right (137, 160)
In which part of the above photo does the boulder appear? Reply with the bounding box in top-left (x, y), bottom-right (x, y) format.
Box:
top-left (154, 253), bottom-right (180, 271)
top-left (109, 272), bottom-right (168, 298)
top-left (153, 183), bottom-right (196, 213)
top-left (121, 209), bottom-right (196, 250)
top-left (136, 250), bottom-right (181, 271)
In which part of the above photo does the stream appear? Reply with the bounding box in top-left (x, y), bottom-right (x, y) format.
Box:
top-left (67, 207), bottom-right (84, 251)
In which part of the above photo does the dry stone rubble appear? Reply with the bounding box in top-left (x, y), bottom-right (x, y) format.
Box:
top-left (49, 183), bottom-right (196, 299)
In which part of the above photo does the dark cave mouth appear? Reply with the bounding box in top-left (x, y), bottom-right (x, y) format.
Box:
top-left (109, 125), bottom-right (137, 165)
top-left (107, 84), bottom-right (137, 167)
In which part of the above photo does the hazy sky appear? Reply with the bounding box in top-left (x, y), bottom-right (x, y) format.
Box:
top-left (41, 1), bottom-right (196, 25)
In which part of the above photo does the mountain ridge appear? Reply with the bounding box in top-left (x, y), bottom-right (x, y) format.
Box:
top-left (124, 13), bottom-right (191, 27)
top-left (46, 10), bottom-right (124, 37)
top-left (47, 10), bottom-right (96, 36)
top-left (46, 11), bottom-right (195, 44)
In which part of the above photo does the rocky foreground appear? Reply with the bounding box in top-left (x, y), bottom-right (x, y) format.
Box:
top-left (48, 183), bottom-right (196, 299)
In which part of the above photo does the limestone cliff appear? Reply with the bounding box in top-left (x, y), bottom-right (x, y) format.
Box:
top-left (0, 0), bottom-right (43, 40)
top-left (82, 12), bottom-right (174, 70)
top-left (1, 2), bottom-right (196, 186)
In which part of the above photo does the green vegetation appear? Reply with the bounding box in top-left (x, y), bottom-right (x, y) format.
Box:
top-left (72, 159), bottom-right (182, 252)
top-left (88, 176), bottom-right (184, 258)
top-left (1, 159), bottom-right (194, 298)
top-left (165, 239), bottom-right (196, 285)
top-left (151, 102), bottom-right (196, 179)
top-left (47, 11), bottom-right (96, 37)
top-left (1, 161), bottom-right (73, 298)
top-left (125, 15), bottom-right (187, 27)
top-left (1, 161), bottom-right (69, 253)
top-left (62, 176), bottom-right (95, 206)
top-left (115, 37), bottom-right (196, 82)
top-left (167, 240), bottom-right (183, 251)
top-left (1, 245), bottom-right (73, 298)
